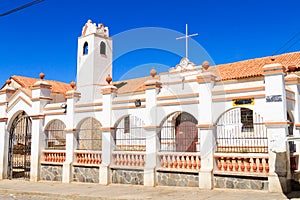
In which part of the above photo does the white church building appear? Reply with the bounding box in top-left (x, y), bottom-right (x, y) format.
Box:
top-left (0, 20), bottom-right (299, 193)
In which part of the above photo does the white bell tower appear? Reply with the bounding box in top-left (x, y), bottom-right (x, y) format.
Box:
top-left (76, 19), bottom-right (112, 103)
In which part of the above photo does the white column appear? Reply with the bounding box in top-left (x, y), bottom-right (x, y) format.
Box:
top-left (285, 75), bottom-right (300, 171)
top-left (30, 116), bottom-right (44, 182)
top-left (263, 62), bottom-right (290, 193)
top-left (99, 85), bottom-right (117, 185)
top-left (197, 72), bottom-right (216, 189)
top-left (30, 78), bottom-right (52, 182)
top-left (62, 130), bottom-right (77, 183)
top-left (285, 75), bottom-right (300, 135)
top-left (143, 79), bottom-right (161, 186)
top-left (62, 87), bottom-right (80, 183)
top-left (0, 85), bottom-right (14, 179)
top-left (0, 118), bottom-right (8, 179)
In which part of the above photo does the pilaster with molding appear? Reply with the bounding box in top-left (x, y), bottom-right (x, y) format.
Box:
top-left (196, 72), bottom-right (216, 189)
top-left (0, 80), bottom-right (15, 179)
top-left (30, 73), bottom-right (52, 182)
top-left (62, 81), bottom-right (80, 183)
top-left (263, 61), bottom-right (290, 193)
top-left (99, 76), bottom-right (117, 185)
top-left (143, 71), bottom-right (162, 186)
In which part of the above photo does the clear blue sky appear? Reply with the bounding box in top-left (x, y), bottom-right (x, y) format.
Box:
top-left (1, 0), bottom-right (300, 85)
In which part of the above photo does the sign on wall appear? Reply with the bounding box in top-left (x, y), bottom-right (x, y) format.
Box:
top-left (232, 98), bottom-right (254, 106)
top-left (266, 95), bottom-right (282, 102)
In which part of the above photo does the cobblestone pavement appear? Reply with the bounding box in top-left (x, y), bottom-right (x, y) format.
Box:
top-left (0, 180), bottom-right (298, 200)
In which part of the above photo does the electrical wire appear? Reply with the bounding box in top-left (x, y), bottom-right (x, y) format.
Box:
top-left (272, 31), bottom-right (300, 55)
top-left (280, 37), bottom-right (300, 54)
top-left (0, 0), bottom-right (44, 17)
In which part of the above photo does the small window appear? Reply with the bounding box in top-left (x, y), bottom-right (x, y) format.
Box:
top-left (287, 112), bottom-right (294, 136)
top-left (241, 108), bottom-right (254, 132)
top-left (100, 41), bottom-right (106, 55)
top-left (124, 116), bottom-right (130, 133)
top-left (83, 42), bottom-right (88, 55)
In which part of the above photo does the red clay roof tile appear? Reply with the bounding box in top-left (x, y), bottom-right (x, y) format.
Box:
top-left (210, 51), bottom-right (300, 81)
top-left (11, 76), bottom-right (72, 94)
top-left (5, 51), bottom-right (300, 95)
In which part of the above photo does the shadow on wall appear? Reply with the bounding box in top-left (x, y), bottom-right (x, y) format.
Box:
top-left (275, 152), bottom-right (289, 193)
top-left (275, 151), bottom-right (300, 198)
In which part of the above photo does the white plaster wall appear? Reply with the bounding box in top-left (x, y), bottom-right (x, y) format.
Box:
top-left (7, 95), bottom-right (33, 124)
top-left (74, 111), bottom-right (104, 128)
top-left (44, 115), bottom-right (67, 129)
top-left (112, 108), bottom-right (147, 127)
top-left (213, 98), bottom-right (267, 124)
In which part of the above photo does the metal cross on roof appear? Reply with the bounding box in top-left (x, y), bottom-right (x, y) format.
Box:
top-left (176, 24), bottom-right (198, 59)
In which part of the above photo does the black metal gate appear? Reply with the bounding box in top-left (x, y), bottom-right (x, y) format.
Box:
top-left (216, 108), bottom-right (267, 153)
top-left (160, 112), bottom-right (199, 152)
top-left (8, 112), bottom-right (32, 180)
top-left (114, 115), bottom-right (146, 151)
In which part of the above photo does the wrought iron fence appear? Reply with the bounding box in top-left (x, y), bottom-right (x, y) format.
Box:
top-left (44, 119), bottom-right (66, 150)
top-left (77, 117), bottom-right (102, 150)
top-left (216, 108), bottom-right (268, 153)
top-left (114, 115), bottom-right (146, 151)
top-left (8, 111), bottom-right (32, 180)
top-left (159, 112), bottom-right (199, 152)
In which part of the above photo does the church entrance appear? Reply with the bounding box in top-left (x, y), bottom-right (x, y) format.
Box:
top-left (160, 112), bottom-right (198, 152)
top-left (8, 111), bottom-right (32, 180)
top-left (175, 112), bottom-right (198, 152)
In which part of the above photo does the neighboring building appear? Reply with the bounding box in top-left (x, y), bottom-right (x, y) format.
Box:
top-left (0, 20), bottom-right (299, 193)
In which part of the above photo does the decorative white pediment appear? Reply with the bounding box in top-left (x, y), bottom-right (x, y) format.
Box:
top-left (7, 89), bottom-right (32, 115)
top-left (81, 19), bottom-right (109, 37)
top-left (170, 58), bottom-right (197, 72)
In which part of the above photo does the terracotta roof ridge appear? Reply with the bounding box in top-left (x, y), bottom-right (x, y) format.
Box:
top-left (112, 75), bottom-right (160, 84)
top-left (11, 75), bottom-right (69, 85)
top-left (213, 51), bottom-right (300, 67)
top-left (46, 79), bottom-right (69, 84)
top-left (10, 75), bottom-right (31, 87)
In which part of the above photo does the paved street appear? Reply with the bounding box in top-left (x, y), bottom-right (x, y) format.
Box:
top-left (0, 180), bottom-right (298, 200)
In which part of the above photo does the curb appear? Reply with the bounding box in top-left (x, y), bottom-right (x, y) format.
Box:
top-left (0, 189), bottom-right (108, 200)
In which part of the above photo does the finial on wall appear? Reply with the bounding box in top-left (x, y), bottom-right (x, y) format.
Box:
top-left (70, 81), bottom-right (76, 89)
top-left (39, 72), bottom-right (45, 80)
top-left (270, 57), bottom-right (276, 62)
top-left (106, 74), bottom-right (112, 84)
top-left (150, 67), bottom-right (157, 78)
top-left (288, 65), bottom-right (296, 73)
top-left (202, 61), bottom-right (210, 71)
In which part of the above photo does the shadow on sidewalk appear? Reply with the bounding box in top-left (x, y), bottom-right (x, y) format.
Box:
top-left (285, 181), bottom-right (300, 199)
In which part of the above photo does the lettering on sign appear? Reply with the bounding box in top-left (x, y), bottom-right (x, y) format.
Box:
top-left (266, 95), bottom-right (282, 102)
top-left (232, 99), bottom-right (254, 106)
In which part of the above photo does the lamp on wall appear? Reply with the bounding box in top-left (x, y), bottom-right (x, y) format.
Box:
top-left (61, 103), bottom-right (67, 113)
top-left (61, 103), bottom-right (67, 109)
top-left (134, 99), bottom-right (141, 107)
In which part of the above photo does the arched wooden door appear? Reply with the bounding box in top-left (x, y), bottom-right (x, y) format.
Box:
top-left (175, 112), bottom-right (198, 152)
top-left (8, 112), bottom-right (32, 180)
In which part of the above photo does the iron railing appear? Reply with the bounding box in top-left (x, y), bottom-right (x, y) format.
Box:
top-left (114, 115), bottom-right (146, 151)
top-left (216, 108), bottom-right (268, 153)
top-left (44, 120), bottom-right (66, 150)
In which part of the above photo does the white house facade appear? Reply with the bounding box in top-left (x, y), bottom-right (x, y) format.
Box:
top-left (0, 20), bottom-right (300, 193)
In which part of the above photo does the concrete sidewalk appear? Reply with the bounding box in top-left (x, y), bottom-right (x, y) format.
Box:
top-left (0, 180), bottom-right (298, 200)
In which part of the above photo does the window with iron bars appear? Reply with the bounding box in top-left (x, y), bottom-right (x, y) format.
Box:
top-left (114, 115), bottom-right (145, 151)
top-left (216, 108), bottom-right (268, 153)
top-left (44, 120), bottom-right (66, 150)
top-left (77, 118), bottom-right (102, 150)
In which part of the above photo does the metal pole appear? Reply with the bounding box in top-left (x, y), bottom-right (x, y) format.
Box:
top-left (186, 24), bottom-right (188, 59)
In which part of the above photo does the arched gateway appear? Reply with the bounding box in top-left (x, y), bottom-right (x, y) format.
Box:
top-left (8, 111), bottom-right (32, 179)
